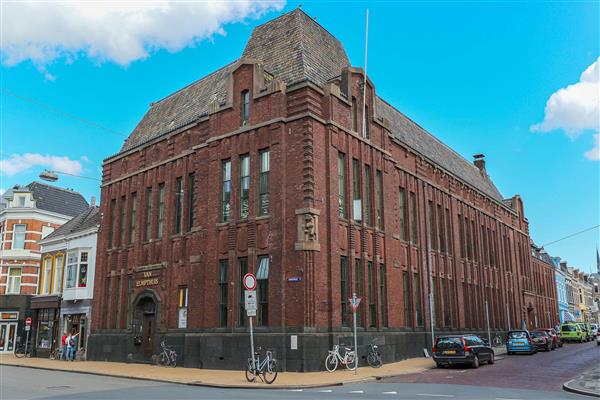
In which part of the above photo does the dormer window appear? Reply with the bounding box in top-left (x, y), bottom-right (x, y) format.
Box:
top-left (17, 196), bottom-right (25, 207)
top-left (241, 90), bottom-right (250, 126)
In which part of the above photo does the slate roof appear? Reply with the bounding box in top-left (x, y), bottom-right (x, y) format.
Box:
top-left (43, 206), bottom-right (100, 241)
top-left (377, 98), bottom-right (503, 201)
top-left (119, 8), bottom-right (504, 202)
top-left (25, 182), bottom-right (89, 217)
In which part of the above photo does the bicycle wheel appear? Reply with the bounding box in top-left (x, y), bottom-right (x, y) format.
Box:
top-left (367, 352), bottom-right (382, 368)
top-left (345, 353), bottom-right (357, 371)
top-left (245, 359), bottom-right (257, 382)
top-left (325, 353), bottom-right (338, 372)
top-left (14, 346), bottom-right (25, 358)
top-left (158, 353), bottom-right (168, 366)
top-left (263, 359), bottom-right (278, 384)
top-left (170, 354), bottom-right (177, 368)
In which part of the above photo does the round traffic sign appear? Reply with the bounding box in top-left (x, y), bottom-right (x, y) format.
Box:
top-left (243, 273), bottom-right (257, 291)
top-left (25, 317), bottom-right (32, 326)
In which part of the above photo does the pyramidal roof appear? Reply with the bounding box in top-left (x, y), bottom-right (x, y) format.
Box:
top-left (119, 8), bottom-right (504, 202)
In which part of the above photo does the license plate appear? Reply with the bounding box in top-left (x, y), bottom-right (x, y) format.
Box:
top-left (514, 342), bottom-right (524, 346)
top-left (444, 350), bottom-right (456, 355)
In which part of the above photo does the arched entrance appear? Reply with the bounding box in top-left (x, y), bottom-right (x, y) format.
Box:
top-left (133, 292), bottom-right (159, 359)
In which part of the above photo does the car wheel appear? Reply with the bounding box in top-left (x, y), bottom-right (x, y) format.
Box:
top-left (472, 356), bottom-right (479, 369)
top-left (488, 353), bottom-right (495, 365)
top-left (436, 363), bottom-right (445, 368)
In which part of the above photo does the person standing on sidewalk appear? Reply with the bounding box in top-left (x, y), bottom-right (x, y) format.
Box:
top-left (60, 331), bottom-right (68, 361)
top-left (68, 330), bottom-right (79, 361)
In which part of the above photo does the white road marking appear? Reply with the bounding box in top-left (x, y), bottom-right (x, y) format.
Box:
top-left (416, 394), bottom-right (454, 398)
top-left (349, 390), bottom-right (364, 394)
top-left (382, 391), bottom-right (398, 394)
top-left (318, 390), bottom-right (333, 393)
top-left (495, 398), bottom-right (522, 400)
top-left (288, 389), bottom-right (303, 392)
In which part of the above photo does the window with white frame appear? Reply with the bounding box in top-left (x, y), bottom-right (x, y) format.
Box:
top-left (78, 252), bottom-right (88, 287)
top-left (65, 251), bottom-right (88, 288)
top-left (12, 224), bottom-right (26, 249)
top-left (53, 254), bottom-right (64, 293)
top-left (41, 256), bottom-right (53, 294)
top-left (66, 252), bottom-right (78, 289)
top-left (7, 268), bottom-right (22, 294)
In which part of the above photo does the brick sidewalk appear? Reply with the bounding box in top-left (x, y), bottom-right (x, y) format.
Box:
top-left (563, 363), bottom-right (600, 398)
top-left (0, 354), bottom-right (435, 388)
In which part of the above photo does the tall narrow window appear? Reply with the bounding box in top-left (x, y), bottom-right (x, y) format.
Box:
top-left (414, 273), bottom-right (423, 326)
top-left (175, 177), bottom-right (183, 234)
top-left (188, 173), bottom-right (196, 230)
top-left (109, 200), bottom-right (116, 247)
top-left (178, 286), bottom-right (188, 329)
top-left (115, 276), bottom-right (121, 329)
top-left (379, 264), bottom-right (388, 327)
top-left (338, 153), bottom-right (346, 218)
top-left (53, 254), bottom-right (64, 294)
top-left (239, 155), bottom-right (250, 219)
top-left (257, 255), bottom-right (269, 326)
top-left (145, 188), bottom-right (153, 241)
top-left (445, 208), bottom-right (452, 255)
top-left (351, 97), bottom-right (358, 132)
top-left (258, 150), bottom-right (270, 216)
top-left (157, 184), bottom-right (165, 239)
top-left (120, 196), bottom-right (126, 246)
top-left (221, 160), bottom-right (231, 222)
top-left (375, 170), bottom-right (384, 230)
top-left (340, 256), bottom-right (349, 326)
top-left (352, 159), bottom-right (361, 222)
top-left (368, 261), bottom-right (376, 327)
top-left (41, 256), bottom-right (53, 294)
top-left (437, 204), bottom-right (445, 253)
top-left (7, 268), bottom-right (22, 294)
top-left (402, 271), bottom-right (412, 327)
top-left (427, 201), bottom-right (435, 250)
top-left (238, 257), bottom-right (248, 327)
top-left (399, 188), bottom-right (406, 241)
top-left (66, 252), bottom-right (77, 289)
top-left (241, 90), bottom-right (250, 125)
top-left (12, 224), bottom-right (26, 249)
top-left (365, 106), bottom-right (370, 139)
top-left (130, 192), bottom-right (137, 244)
top-left (78, 252), bottom-right (88, 287)
top-left (365, 165), bottom-right (373, 226)
top-left (218, 260), bottom-right (228, 327)
top-left (410, 192), bottom-right (418, 244)
top-left (354, 259), bottom-right (363, 326)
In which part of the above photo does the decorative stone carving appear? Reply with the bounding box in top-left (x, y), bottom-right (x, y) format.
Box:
top-left (295, 208), bottom-right (320, 251)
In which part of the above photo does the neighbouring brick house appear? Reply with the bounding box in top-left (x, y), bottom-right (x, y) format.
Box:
top-left (90, 9), bottom-right (558, 371)
top-left (527, 244), bottom-right (560, 329)
top-left (0, 182), bottom-right (88, 354)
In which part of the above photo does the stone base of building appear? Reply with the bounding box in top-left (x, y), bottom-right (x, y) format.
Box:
top-left (87, 328), bottom-right (505, 372)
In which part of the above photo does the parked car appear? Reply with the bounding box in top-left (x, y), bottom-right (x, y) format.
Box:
top-left (560, 322), bottom-right (585, 343)
top-left (534, 328), bottom-right (561, 349)
top-left (591, 323), bottom-right (598, 337)
top-left (577, 322), bottom-right (593, 341)
top-left (530, 330), bottom-right (553, 351)
top-left (506, 330), bottom-right (536, 355)
top-left (433, 335), bottom-right (495, 368)
top-left (596, 330), bottom-right (600, 346)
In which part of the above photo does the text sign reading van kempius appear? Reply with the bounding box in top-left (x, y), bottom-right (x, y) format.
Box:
top-left (136, 271), bottom-right (159, 287)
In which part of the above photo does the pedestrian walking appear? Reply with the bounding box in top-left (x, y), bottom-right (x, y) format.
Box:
top-left (60, 331), bottom-right (68, 361)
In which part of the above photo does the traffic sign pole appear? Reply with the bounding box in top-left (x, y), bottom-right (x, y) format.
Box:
top-left (249, 314), bottom-right (255, 380)
top-left (243, 273), bottom-right (257, 381)
top-left (352, 293), bottom-right (358, 375)
top-left (24, 317), bottom-right (32, 356)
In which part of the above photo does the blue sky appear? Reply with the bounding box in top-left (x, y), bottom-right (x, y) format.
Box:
top-left (1, 1), bottom-right (598, 272)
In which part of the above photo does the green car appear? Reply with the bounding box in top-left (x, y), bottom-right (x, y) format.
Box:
top-left (577, 322), bottom-right (593, 341)
top-left (560, 323), bottom-right (585, 343)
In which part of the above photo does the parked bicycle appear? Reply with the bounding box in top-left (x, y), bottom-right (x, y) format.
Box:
top-left (14, 342), bottom-right (32, 358)
top-left (325, 344), bottom-right (356, 372)
top-left (157, 341), bottom-right (177, 368)
top-left (49, 347), bottom-right (62, 360)
top-left (245, 347), bottom-right (278, 384)
top-left (367, 341), bottom-right (382, 368)
top-left (492, 334), bottom-right (503, 347)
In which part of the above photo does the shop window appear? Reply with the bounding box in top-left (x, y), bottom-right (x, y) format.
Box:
top-left (36, 308), bottom-right (57, 349)
top-left (12, 224), bottom-right (26, 249)
top-left (6, 268), bottom-right (21, 294)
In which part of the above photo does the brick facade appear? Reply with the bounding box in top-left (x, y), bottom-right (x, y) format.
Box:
top-left (89, 9), bottom-right (558, 371)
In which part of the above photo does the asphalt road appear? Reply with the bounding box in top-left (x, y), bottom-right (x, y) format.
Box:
top-left (2, 341), bottom-right (597, 400)
top-left (383, 339), bottom-right (600, 392)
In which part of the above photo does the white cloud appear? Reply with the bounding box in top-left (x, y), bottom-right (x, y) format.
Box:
top-left (0, 153), bottom-right (83, 176)
top-left (531, 57), bottom-right (600, 160)
top-left (1, 1), bottom-right (285, 70)
top-left (584, 134), bottom-right (600, 161)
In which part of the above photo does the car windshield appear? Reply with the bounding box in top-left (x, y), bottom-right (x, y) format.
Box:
top-left (436, 337), bottom-right (463, 349)
top-left (561, 325), bottom-right (576, 332)
top-left (508, 331), bottom-right (527, 339)
top-left (530, 332), bottom-right (544, 337)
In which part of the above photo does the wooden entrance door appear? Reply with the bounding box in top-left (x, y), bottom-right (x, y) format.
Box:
top-left (142, 313), bottom-right (155, 358)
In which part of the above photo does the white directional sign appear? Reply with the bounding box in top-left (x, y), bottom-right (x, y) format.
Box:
top-left (245, 290), bottom-right (257, 316)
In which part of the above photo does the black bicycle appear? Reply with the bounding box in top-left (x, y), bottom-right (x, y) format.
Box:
top-left (14, 342), bottom-right (32, 358)
top-left (157, 341), bottom-right (177, 368)
top-left (367, 342), bottom-right (382, 368)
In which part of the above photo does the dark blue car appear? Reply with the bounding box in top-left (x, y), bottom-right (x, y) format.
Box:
top-left (506, 330), bottom-right (536, 355)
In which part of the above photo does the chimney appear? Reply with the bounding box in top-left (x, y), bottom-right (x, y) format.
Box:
top-left (473, 154), bottom-right (486, 176)
top-left (90, 196), bottom-right (96, 207)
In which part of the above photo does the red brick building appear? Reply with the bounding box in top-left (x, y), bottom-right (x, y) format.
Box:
top-left (90, 9), bottom-right (558, 370)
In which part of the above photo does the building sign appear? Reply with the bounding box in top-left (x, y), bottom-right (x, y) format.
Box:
top-left (178, 308), bottom-right (187, 329)
top-left (135, 271), bottom-right (160, 287)
top-left (0, 312), bottom-right (18, 321)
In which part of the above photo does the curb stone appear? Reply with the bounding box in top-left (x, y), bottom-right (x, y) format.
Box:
top-left (563, 379), bottom-right (600, 398)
